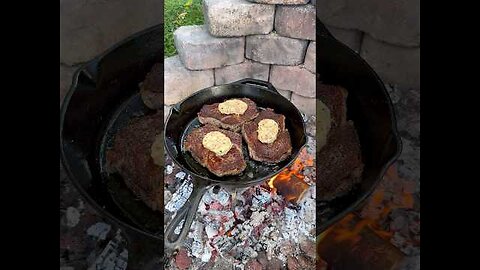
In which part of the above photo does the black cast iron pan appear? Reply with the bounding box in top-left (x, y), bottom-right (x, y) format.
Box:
top-left (315, 19), bottom-right (402, 234)
top-left (163, 78), bottom-right (307, 249)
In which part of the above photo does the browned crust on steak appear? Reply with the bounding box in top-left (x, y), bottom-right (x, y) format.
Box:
top-left (198, 98), bottom-right (259, 132)
top-left (184, 124), bottom-right (246, 176)
top-left (139, 63), bottom-right (163, 109)
top-left (317, 84), bottom-right (348, 129)
top-left (241, 109), bottom-right (292, 163)
top-left (105, 112), bottom-right (163, 211)
top-left (316, 121), bottom-right (363, 200)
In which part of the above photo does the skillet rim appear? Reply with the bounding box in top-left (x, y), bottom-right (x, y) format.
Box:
top-left (314, 34), bottom-right (403, 234)
top-left (60, 24), bottom-right (165, 241)
top-left (164, 83), bottom-right (308, 186)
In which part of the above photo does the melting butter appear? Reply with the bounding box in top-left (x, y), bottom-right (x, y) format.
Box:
top-left (257, 119), bottom-right (279, 144)
top-left (202, 131), bottom-right (233, 156)
top-left (218, 99), bottom-right (248, 115)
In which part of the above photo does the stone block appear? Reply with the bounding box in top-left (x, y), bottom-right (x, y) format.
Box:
top-left (270, 65), bottom-right (315, 97)
top-left (246, 33), bottom-right (308, 65)
top-left (203, 0), bottom-right (275, 37)
top-left (163, 56), bottom-right (214, 106)
top-left (214, 60), bottom-right (270, 85)
top-left (275, 5), bottom-right (316, 41)
top-left (174, 25), bottom-right (245, 70)
top-left (360, 34), bottom-right (420, 89)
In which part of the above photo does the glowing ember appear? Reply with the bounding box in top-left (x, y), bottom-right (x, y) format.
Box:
top-left (317, 165), bottom-right (416, 255)
top-left (267, 148), bottom-right (313, 204)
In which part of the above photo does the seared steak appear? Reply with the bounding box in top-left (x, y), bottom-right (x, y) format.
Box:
top-left (184, 124), bottom-right (246, 177)
top-left (105, 112), bottom-right (163, 211)
top-left (198, 98), bottom-right (259, 132)
top-left (242, 109), bottom-right (292, 163)
top-left (316, 83), bottom-right (365, 200)
top-left (317, 122), bottom-right (363, 200)
top-left (140, 63), bottom-right (163, 109)
top-left (317, 84), bottom-right (348, 129)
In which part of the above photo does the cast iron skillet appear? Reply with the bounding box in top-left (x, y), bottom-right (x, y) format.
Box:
top-left (163, 78), bottom-right (306, 249)
top-left (60, 19), bottom-right (401, 265)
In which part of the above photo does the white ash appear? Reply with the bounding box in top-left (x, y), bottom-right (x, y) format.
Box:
top-left (87, 230), bottom-right (128, 270)
top-left (250, 210), bottom-right (268, 227)
top-left (65, 207), bottom-right (81, 228)
top-left (166, 164), bottom-right (174, 175)
top-left (201, 186), bottom-right (232, 208)
top-left (251, 188), bottom-right (272, 207)
top-left (188, 221), bottom-right (205, 258)
top-left (174, 218), bottom-right (185, 235)
top-left (255, 223), bottom-right (282, 260)
top-left (175, 171), bottom-right (187, 180)
top-left (87, 222), bottom-right (112, 240)
top-left (209, 187), bottom-right (231, 206)
top-left (201, 244), bottom-right (213, 262)
top-left (205, 223), bottom-right (220, 238)
top-left (201, 189), bottom-right (215, 205)
top-left (164, 190), bottom-right (172, 207)
top-left (234, 264), bottom-right (245, 270)
top-left (165, 179), bottom-right (193, 212)
top-left (166, 171), bottom-right (317, 268)
top-left (306, 136), bottom-right (316, 156)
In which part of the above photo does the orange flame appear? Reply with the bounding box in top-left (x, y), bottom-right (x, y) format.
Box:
top-left (266, 148), bottom-right (314, 205)
top-left (268, 148), bottom-right (313, 190)
top-left (318, 165), bottom-right (415, 247)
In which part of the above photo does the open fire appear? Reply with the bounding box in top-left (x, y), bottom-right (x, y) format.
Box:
top-left (316, 165), bottom-right (419, 269)
top-left (164, 144), bottom-right (317, 269)
top-left (268, 150), bottom-right (314, 204)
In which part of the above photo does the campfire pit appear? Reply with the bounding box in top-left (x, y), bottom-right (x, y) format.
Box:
top-left (164, 116), bottom-right (317, 269)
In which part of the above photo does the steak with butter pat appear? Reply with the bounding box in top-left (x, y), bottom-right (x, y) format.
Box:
top-left (198, 98), bottom-right (259, 132)
top-left (317, 121), bottom-right (363, 200)
top-left (184, 124), bottom-right (246, 177)
top-left (105, 112), bottom-right (163, 211)
top-left (242, 109), bottom-right (292, 163)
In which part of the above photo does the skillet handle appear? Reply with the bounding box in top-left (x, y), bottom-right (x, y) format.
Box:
top-left (233, 78), bottom-right (278, 94)
top-left (164, 178), bottom-right (210, 251)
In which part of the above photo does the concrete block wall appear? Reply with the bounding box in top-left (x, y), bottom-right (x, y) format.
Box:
top-left (318, 0), bottom-right (420, 90)
top-left (156, 0), bottom-right (317, 116)
top-left (60, 0), bottom-right (420, 118)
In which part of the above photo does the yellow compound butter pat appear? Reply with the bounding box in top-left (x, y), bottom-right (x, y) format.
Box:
top-left (150, 134), bottom-right (163, 167)
top-left (257, 119), bottom-right (279, 144)
top-left (218, 99), bottom-right (248, 115)
top-left (202, 131), bottom-right (233, 156)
